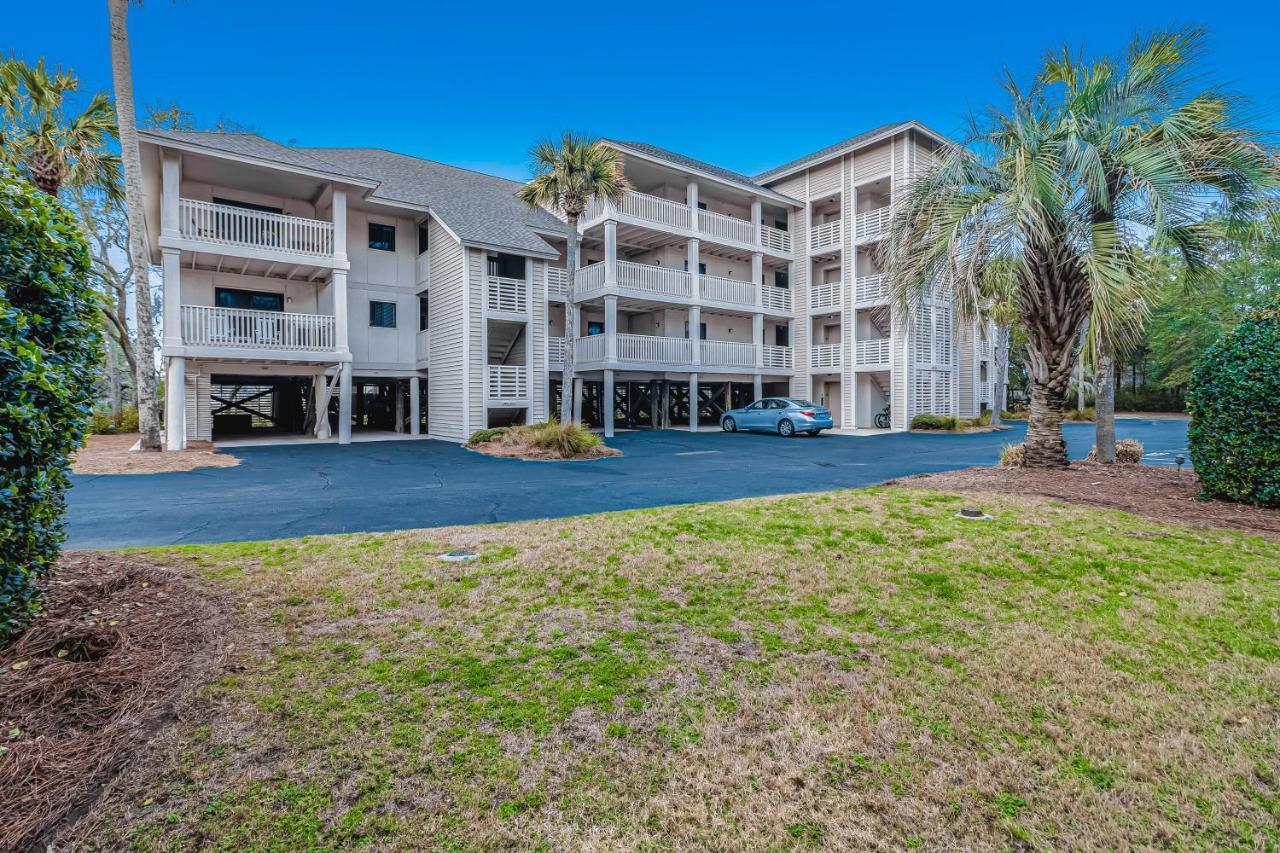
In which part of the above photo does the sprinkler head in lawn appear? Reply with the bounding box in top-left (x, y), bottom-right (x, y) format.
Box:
top-left (439, 549), bottom-right (478, 562)
top-left (957, 507), bottom-right (993, 521)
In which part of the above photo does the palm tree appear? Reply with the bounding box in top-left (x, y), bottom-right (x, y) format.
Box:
top-left (518, 133), bottom-right (629, 423)
top-left (107, 0), bottom-right (161, 451)
top-left (0, 58), bottom-right (120, 196)
top-left (886, 28), bottom-right (1277, 468)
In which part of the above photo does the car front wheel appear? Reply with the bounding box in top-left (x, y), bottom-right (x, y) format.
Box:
top-left (777, 418), bottom-right (795, 437)
top-left (722, 416), bottom-right (737, 432)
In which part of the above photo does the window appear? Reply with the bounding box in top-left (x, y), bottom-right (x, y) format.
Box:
top-left (681, 260), bottom-right (707, 275)
top-left (488, 253), bottom-right (526, 279)
top-left (683, 321), bottom-right (707, 340)
top-left (766, 399), bottom-right (788, 410)
top-left (418, 295), bottom-right (429, 331)
top-left (368, 222), bottom-right (396, 251)
top-left (417, 222), bottom-right (429, 255)
top-left (745, 401), bottom-right (765, 411)
top-left (775, 324), bottom-right (790, 347)
top-left (369, 300), bottom-right (397, 328)
top-left (587, 321), bottom-right (604, 336)
top-left (774, 219), bottom-right (788, 231)
top-left (774, 270), bottom-right (789, 289)
top-left (215, 287), bottom-right (283, 312)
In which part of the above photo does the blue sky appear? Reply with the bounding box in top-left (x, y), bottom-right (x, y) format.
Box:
top-left (10, 1), bottom-right (1280, 181)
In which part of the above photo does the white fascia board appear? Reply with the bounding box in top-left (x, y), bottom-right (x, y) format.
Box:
top-left (605, 142), bottom-right (802, 208)
top-left (138, 132), bottom-right (381, 192)
top-left (756, 121), bottom-right (958, 186)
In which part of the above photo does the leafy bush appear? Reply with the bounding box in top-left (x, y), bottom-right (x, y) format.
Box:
top-left (1187, 301), bottom-right (1280, 506)
top-left (90, 405), bottom-right (139, 435)
top-left (1, 172), bottom-right (99, 643)
top-left (911, 413), bottom-right (959, 431)
top-left (1001, 410), bottom-right (1027, 421)
top-left (1115, 387), bottom-right (1185, 413)
top-left (1064, 407), bottom-right (1096, 422)
top-left (1087, 438), bottom-right (1144, 464)
top-left (999, 443), bottom-right (1026, 467)
top-left (467, 426), bottom-right (509, 445)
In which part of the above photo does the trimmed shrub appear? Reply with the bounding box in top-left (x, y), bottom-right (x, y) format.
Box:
top-left (1187, 301), bottom-right (1280, 506)
top-left (1115, 387), bottom-right (1185, 413)
top-left (911, 413), bottom-right (958, 431)
top-left (999, 443), bottom-right (1026, 467)
top-left (1086, 438), bottom-right (1144, 464)
top-left (1, 172), bottom-right (99, 643)
top-left (1064, 407), bottom-right (1096, 422)
top-left (467, 426), bottom-right (509, 445)
top-left (90, 405), bottom-right (139, 435)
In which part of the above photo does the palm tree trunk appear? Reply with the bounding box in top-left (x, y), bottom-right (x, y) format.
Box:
top-left (1094, 337), bottom-right (1116, 462)
top-left (989, 324), bottom-right (1009, 427)
top-left (108, 0), bottom-right (161, 450)
top-left (1025, 380), bottom-right (1068, 467)
top-left (559, 217), bottom-right (578, 423)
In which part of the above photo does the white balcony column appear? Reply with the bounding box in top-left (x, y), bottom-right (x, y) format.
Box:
top-left (409, 376), bottom-right (421, 436)
top-left (751, 252), bottom-right (763, 309)
top-left (754, 374), bottom-right (763, 400)
top-left (573, 377), bottom-right (584, 422)
top-left (338, 362), bottom-right (353, 444)
top-left (753, 313), bottom-right (764, 368)
top-left (331, 270), bottom-right (349, 354)
top-left (603, 369), bottom-right (615, 438)
top-left (751, 199), bottom-right (762, 246)
top-left (688, 372), bottom-right (699, 432)
top-left (161, 248), bottom-right (182, 349)
top-left (604, 294), bottom-right (618, 361)
top-left (164, 356), bottom-right (185, 451)
top-left (160, 150), bottom-right (180, 238)
top-left (686, 180), bottom-right (699, 230)
top-left (332, 187), bottom-right (348, 263)
top-left (689, 305), bottom-right (701, 365)
top-left (603, 220), bottom-right (617, 286)
top-left (688, 239), bottom-right (700, 301)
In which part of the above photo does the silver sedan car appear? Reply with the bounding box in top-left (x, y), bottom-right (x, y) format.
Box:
top-left (720, 398), bottom-right (834, 437)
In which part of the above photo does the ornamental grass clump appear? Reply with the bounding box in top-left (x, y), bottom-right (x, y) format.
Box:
top-left (1087, 438), bottom-right (1144, 464)
top-left (999, 443), bottom-right (1026, 467)
top-left (468, 420), bottom-right (611, 460)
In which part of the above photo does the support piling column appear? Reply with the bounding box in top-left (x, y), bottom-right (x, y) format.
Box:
top-left (409, 376), bottom-right (421, 436)
top-left (165, 356), bottom-right (185, 450)
top-left (603, 369), bottom-right (615, 438)
top-left (338, 362), bottom-right (353, 444)
top-left (689, 372), bottom-right (699, 433)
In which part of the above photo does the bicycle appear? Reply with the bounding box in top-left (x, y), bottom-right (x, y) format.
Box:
top-left (874, 405), bottom-right (891, 430)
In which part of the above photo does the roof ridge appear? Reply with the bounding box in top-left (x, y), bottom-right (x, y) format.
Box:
top-left (301, 146), bottom-right (526, 188)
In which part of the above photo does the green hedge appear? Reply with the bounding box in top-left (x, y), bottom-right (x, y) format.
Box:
top-left (1, 172), bottom-right (99, 643)
top-left (1187, 301), bottom-right (1280, 506)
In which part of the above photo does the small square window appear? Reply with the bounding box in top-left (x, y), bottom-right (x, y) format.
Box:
top-left (369, 300), bottom-right (397, 328)
top-left (368, 222), bottom-right (396, 252)
top-left (417, 222), bottom-right (429, 255)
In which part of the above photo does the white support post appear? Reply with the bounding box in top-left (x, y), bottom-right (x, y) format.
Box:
top-left (160, 150), bottom-right (180, 238)
top-left (751, 198), bottom-right (762, 247)
top-left (603, 369), bottom-right (615, 438)
top-left (689, 305), bottom-right (701, 365)
top-left (689, 372), bottom-right (699, 432)
top-left (751, 252), bottom-right (763, 309)
top-left (753, 313), bottom-right (764, 368)
top-left (314, 372), bottom-right (334, 439)
top-left (573, 377), bottom-right (583, 422)
top-left (409, 376), bottom-right (421, 436)
top-left (753, 374), bottom-right (763, 401)
top-left (604, 295), bottom-right (618, 362)
top-left (165, 356), bottom-right (185, 450)
top-left (161, 248), bottom-right (182, 349)
top-left (338, 362), bottom-right (352, 444)
top-left (686, 179), bottom-right (699, 230)
top-left (603, 220), bottom-right (617, 286)
top-left (688, 239), bottom-right (700, 301)
top-left (331, 188), bottom-right (349, 357)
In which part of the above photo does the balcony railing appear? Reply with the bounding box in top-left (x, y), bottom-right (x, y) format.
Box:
top-left (854, 206), bottom-right (892, 241)
top-left (618, 261), bottom-right (692, 299)
top-left (761, 224), bottom-right (792, 254)
top-left (979, 339), bottom-right (993, 360)
top-left (545, 267), bottom-right (569, 300)
top-left (487, 364), bottom-right (528, 400)
top-left (810, 220), bottom-right (842, 252)
top-left (575, 333), bottom-right (607, 363)
top-left (548, 335), bottom-right (567, 364)
top-left (487, 275), bottom-right (528, 313)
top-left (416, 329), bottom-right (430, 361)
top-left (854, 273), bottom-right (890, 305)
top-left (700, 339), bottom-right (756, 368)
top-left (810, 281), bottom-right (842, 309)
top-left (180, 305), bottom-right (335, 352)
top-left (698, 208), bottom-right (754, 245)
top-left (761, 344), bottom-right (794, 370)
top-left (700, 273), bottom-right (755, 307)
top-left (855, 338), bottom-right (891, 365)
top-left (615, 333), bottom-right (692, 364)
top-left (810, 343), bottom-right (842, 369)
top-left (762, 285), bottom-right (793, 313)
top-left (586, 190), bottom-right (691, 229)
top-left (177, 198), bottom-right (333, 258)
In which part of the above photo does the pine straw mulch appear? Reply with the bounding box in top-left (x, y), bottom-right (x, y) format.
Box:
top-left (467, 442), bottom-right (622, 462)
top-left (0, 552), bottom-right (229, 851)
top-left (71, 433), bottom-right (240, 475)
top-left (891, 462), bottom-right (1280, 542)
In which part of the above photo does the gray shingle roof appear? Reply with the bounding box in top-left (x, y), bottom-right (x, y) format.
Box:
top-left (605, 140), bottom-right (780, 196)
top-left (753, 122), bottom-right (914, 183)
top-left (299, 148), bottom-right (567, 257)
top-left (140, 130), bottom-right (374, 182)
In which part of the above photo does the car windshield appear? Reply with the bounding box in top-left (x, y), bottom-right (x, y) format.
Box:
top-left (787, 400), bottom-right (817, 408)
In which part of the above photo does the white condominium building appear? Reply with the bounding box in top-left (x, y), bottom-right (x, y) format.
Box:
top-left (137, 120), bottom-right (996, 449)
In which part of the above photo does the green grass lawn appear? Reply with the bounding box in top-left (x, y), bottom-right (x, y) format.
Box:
top-left (87, 487), bottom-right (1278, 851)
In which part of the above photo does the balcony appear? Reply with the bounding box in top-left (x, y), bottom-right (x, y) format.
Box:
top-left (487, 275), bottom-right (528, 314)
top-left (176, 198), bottom-right (334, 259)
top-left (617, 333), bottom-right (692, 364)
top-left (762, 344), bottom-right (794, 370)
top-left (575, 261), bottom-right (692, 301)
top-left (810, 343), bottom-right (842, 370)
top-left (700, 339), bottom-right (757, 369)
top-left (854, 206), bottom-right (892, 242)
top-left (180, 305), bottom-right (336, 353)
top-left (548, 335), bottom-right (567, 365)
top-left (585, 190), bottom-right (690, 230)
top-left (979, 338), bottom-right (993, 360)
top-left (698, 208), bottom-right (754, 245)
top-left (761, 224), bottom-right (792, 254)
top-left (761, 285), bottom-right (793, 313)
top-left (810, 220), bottom-right (842, 253)
top-left (546, 267), bottom-right (569, 300)
top-left (853, 273), bottom-right (890, 306)
top-left (487, 365), bottom-right (528, 401)
top-left (699, 273), bottom-right (755, 308)
top-left (855, 338), bottom-right (891, 366)
top-left (810, 281), bottom-right (842, 309)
